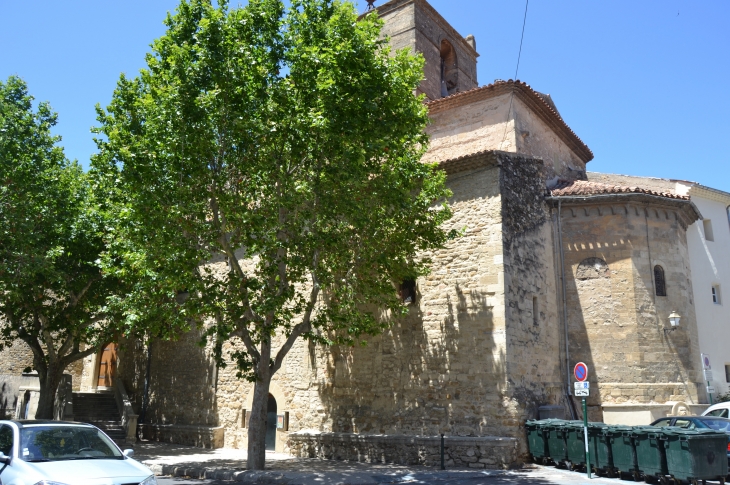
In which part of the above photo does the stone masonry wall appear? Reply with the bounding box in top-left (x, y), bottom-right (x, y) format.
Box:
top-left (0, 343), bottom-right (34, 375)
top-left (214, 162), bottom-right (511, 459)
top-left (117, 327), bottom-right (219, 427)
top-left (512, 98), bottom-right (587, 181)
top-left (0, 340), bottom-right (84, 392)
top-left (376, 0), bottom-right (478, 101)
top-left (498, 153), bottom-right (565, 458)
top-left (424, 96), bottom-right (585, 184)
top-left (557, 200), bottom-right (704, 410)
top-left (288, 432), bottom-right (519, 469)
top-left (424, 93), bottom-right (514, 165)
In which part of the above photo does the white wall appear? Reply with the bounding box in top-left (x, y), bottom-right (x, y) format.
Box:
top-left (680, 183), bottom-right (730, 398)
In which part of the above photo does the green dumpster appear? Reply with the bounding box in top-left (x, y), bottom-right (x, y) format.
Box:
top-left (586, 422), bottom-right (612, 476)
top-left (565, 421), bottom-right (588, 469)
top-left (604, 425), bottom-right (636, 479)
top-left (632, 425), bottom-right (668, 481)
top-left (544, 419), bottom-right (569, 467)
top-left (564, 421), bottom-right (609, 473)
top-left (662, 427), bottom-right (728, 484)
top-left (525, 419), bottom-right (550, 463)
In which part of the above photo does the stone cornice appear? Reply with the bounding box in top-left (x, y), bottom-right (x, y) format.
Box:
top-left (546, 193), bottom-right (702, 230)
top-left (427, 81), bottom-right (594, 165)
top-left (434, 149), bottom-right (543, 176)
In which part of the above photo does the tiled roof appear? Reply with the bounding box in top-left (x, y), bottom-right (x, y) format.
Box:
top-left (426, 80), bottom-right (593, 164)
top-left (550, 180), bottom-right (689, 200)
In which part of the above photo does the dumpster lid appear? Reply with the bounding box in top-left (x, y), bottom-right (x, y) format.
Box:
top-left (660, 427), bottom-right (728, 438)
top-left (541, 419), bottom-right (570, 427)
top-left (604, 425), bottom-right (633, 431)
top-left (564, 421), bottom-right (605, 429)
top-left (631, 425), bottom-right (665, 435)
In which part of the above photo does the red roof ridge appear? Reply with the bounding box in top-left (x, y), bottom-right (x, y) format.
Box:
top-left (550, 179), bottom-right (689, 200)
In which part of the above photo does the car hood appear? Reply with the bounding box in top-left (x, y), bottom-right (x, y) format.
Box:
top-left (26, 457), bottom-right (152, 483)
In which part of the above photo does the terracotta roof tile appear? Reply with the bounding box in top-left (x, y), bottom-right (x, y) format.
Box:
top-left (550, 180), bottom-right (689, 200)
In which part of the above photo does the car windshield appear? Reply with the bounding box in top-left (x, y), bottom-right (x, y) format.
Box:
top-left (19, 425), bottom-right (123, 462)
top-left (697, 418), bottom-right (730, 432)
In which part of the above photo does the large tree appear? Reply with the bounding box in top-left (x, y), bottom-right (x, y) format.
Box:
top-left (93, 0), bottom-right (454, 468)
top-left (0, 76), bottom-right (120, 419)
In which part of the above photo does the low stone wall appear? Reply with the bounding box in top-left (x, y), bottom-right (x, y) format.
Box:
top-left (288, 432), bottom-right (521, 469)
top-left (140, 423), bottom-right (225, 449)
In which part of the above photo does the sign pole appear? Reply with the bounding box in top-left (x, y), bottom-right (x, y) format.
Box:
top-left (701, 354), bottom-right (714, 405)
top-left (708, 380), bottom-right (714, 405)
top-left (574, 362), bottom-right (591, 480)
top-left (583, 397), bottom-right (590, 479)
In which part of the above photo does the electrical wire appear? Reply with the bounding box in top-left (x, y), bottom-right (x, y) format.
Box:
top-left (499, 0), bottom-right (530, 151)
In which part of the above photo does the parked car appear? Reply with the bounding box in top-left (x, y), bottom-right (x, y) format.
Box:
top-left (702, 401), bottom-right (730, 418)
top-left (0, 420), bottom-right (156, 485)
top-left (651, 415), bottom-right (730, 432)
top-left (650, 415), bottom-right (730, 469)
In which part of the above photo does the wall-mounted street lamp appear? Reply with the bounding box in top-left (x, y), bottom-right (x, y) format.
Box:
top-left (665, 311), bottom-right (681, 335)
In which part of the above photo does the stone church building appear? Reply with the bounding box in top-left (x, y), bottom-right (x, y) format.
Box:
top-left (0, 0), bottom-right (711, 468)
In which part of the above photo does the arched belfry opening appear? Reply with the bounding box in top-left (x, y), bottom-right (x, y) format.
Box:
top-left (265, 393), bottom-right (277, 451)
top-left (440, 39), bottom-right (458, 98)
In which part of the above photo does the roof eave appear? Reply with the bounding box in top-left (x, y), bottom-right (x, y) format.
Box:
top-left (546, 193), bottom-right (702, 229)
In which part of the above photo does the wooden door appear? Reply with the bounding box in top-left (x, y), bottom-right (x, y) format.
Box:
top-left (97, 343), bottom-right (118, 387)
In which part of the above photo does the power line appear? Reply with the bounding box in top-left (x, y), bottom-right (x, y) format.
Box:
top-left (499, 0), bottom-right (530, 151)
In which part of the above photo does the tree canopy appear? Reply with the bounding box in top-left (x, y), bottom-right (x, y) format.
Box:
top-left (0, 76), bottom-right (120, 419)
top-left (93, 0), bottom-right (455, 468)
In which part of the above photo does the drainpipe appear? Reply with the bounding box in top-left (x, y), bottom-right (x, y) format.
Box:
top-left (557, 200), bottom-right (577, 419)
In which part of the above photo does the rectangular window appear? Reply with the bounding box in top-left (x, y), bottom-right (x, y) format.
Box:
top-left (532, 297), bottom-right (539, 325)
top-left (703, 220), bottom-right (714, 241)
top-left (725, 364), bottom-right (730, 383)
top-left (400, 279), bottom-right (416, 305)
top-left (712, 285), bottom-right (721, 305)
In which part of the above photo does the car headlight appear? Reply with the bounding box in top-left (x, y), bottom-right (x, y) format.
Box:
top-left (140, 476), bottom-right (158, 485)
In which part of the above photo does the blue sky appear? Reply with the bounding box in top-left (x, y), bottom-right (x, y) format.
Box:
top-left (1, 0), bottom-right (729, 192)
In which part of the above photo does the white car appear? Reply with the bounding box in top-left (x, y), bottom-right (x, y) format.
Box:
top-left (0, 420), bottom-right (156, 485)
top-left (702, 401), bottom-right (730, 418)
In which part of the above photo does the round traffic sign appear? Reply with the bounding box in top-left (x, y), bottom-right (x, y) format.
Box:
top-left (574, 362), bottom-right (588, 382)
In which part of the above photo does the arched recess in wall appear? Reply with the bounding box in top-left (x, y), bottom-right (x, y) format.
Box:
top-left (243, 380), bottom-right (286, 412)
top-left (654, 265), bottom-right (667, 297)
top-left (440, 39), bottom-right (458, 98)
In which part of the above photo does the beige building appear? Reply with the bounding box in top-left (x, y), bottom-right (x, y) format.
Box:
top-left (0, 0), bottom-right (715, 468)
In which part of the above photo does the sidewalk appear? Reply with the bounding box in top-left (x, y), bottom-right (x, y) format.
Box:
top-left (133, 441), bottom-right (624, 484)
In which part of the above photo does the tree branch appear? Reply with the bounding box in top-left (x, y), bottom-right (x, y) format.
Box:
top-left (60, 342), bottom-right (102, 369)
top-left (68, 275), bottom-right (100, 307)
top-left (272, 264), bottom-right (320, 374)
top-left (231, 319), bottom-right (261, 362)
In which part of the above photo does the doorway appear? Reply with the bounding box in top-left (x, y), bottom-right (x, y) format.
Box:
top-left (97, 343), bottom-right (118, 388)
top-left (265, 394), bottom-right (277, 451)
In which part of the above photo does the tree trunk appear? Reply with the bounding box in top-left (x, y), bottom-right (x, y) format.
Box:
top-left (247, 362), bottom-right (272, 469)
top-left (35, 365), bottom-right (64, 420)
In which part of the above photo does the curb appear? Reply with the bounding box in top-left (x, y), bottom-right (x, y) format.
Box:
top-left (147, 463), bottom-right (515, 484)
top-left (148, 464), bottom-right (290, 482)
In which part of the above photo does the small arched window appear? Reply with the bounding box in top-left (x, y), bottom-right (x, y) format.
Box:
top-left (440, 39), bottom-right (458, 98)
top-left (654, 265), bottom-right (667, 297)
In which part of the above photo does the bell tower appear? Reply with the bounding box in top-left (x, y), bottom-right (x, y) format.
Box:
top-left (373, 0), bottom-right (479, 100)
